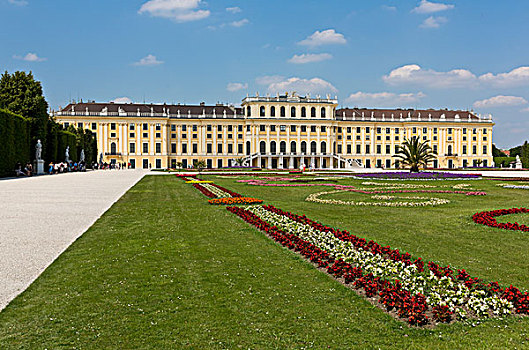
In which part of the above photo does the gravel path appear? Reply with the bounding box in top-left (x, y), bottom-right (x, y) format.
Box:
top-left (0, 170), bottom-right (148, 311)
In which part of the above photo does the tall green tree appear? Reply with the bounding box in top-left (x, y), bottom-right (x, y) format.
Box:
top-left (521, 141), bottom-right (529, 168)
top-left (0, 71), bottom-right (49, 156)
top-left (393, 138), bottom-right (437, 173)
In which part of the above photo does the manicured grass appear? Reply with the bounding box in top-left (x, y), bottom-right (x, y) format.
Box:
top-left (0, 175), bottom-right (528, 348)
top-left (496, 213), bottom-right (529, 226)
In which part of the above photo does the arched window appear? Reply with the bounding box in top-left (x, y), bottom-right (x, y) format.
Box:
top-left (291, 107), bottom-right (296, 118)
top-left (321, 107), bottom-right (326, 118)
top-left (270, 141), bottom-right (277, 154)
top-left (301, 141), bottom-right (307, 154)
top-left (321, 141), bottom-right (327, 154)
top-left (246, 141), bottom-right (251, 155)
top-left (270, 106), bottom-right (276, 117)
top-left (111, 142), bottom-right (117, 155)
top-left (280, 106), bottom-right (286, 117)
top-left (310, 141), bottom-right (317, 154)
top-left (259, 106), bottom-right (265, 117)
top-left (311, 107), bottom-right (316, 118)
top-left (247, 106), bottom-right (251, 117)
top-left (260, 141), bottom-right (266, 154)
top-left (290, 141), bottom-right (297, 154)
top-left (280, 141), bottom-right (286, 153)
top-left (301, 107), bottom-right (306, 118)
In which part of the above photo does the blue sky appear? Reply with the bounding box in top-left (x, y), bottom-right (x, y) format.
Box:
top-left (1, 0), bottom-right (529, 147)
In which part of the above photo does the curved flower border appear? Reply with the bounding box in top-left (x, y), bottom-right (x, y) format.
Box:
top-left (473, 207), bottom-right (529, 232)
top-left (307, 190), bottom-right (451, 207)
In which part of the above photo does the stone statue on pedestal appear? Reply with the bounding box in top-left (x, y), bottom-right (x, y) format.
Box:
top-left (35, 139), bottom-right (42, 160)
top-left (516, 155), bottom-right (523, 169)
top-left (80, 149), bottom-right (85, 163)
top-left (65, 146), bottom-right (70, 162)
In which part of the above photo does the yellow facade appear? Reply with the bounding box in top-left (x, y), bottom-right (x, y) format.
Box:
top-left (52, 94), bottom-right (494, 169)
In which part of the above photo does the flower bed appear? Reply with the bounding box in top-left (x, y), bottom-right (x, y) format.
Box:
top-left (227, 204), bottom-right (528, 326)
top-left (473, 208), bottom-right (529, 232)
top-left (185, 180), bottom-right (213, 184)
top-left (496, 184), bottom-right (529, 190)
top-left (307, 190), bottom-right (451, 207)
top-left (177, 174), bottom-right (243, 198)
top-left (353, 172), bottom-right (481, 180)
top-left (208, 197), bottom-right (263, 205)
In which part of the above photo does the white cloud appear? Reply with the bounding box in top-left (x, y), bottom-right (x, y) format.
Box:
top-left (13, 53), bottom-right (46, 62)
top-left (473, 95), bottom-right (528, 108)
top-left (479, 67), bottom-right (529, 87)
top-left (8, 0), bottom-right (28, 5)
top-left (133, 54), bottom-right (164, 66)
top-left (255, 75), bottom-right (285, 86)
top-left (230, 18), bottom-right (249, 27)
top-left (266, 77), bottom-right (337, 95)
top-left (298, 29), bottom-right (346, 47)
top-left (112, 97), bottom-right (133, 104)
top-left (288, 53), bottom-right (332, 64)
top-left (382, 5), bottom-right (397, 11)
top-left (345, 91), bottom-right (426, 106)
top-left (226, 82), bottom-right (248, 92)
top-left (412, 0), bottom-right (454, 14)
top-left (420, 15), bottom-right (447, 28)
top-left (383, 64), bottom-right (478, 88)
top-left (138, 0), bottom-right (210, 22)
top-left (226, 6), bottom-right (241, 13)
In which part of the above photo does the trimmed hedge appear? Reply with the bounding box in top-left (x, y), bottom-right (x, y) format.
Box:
top-left (494, 157), bottom-right (516, 168)
top-left (0, 108), bottom-right (31, 177)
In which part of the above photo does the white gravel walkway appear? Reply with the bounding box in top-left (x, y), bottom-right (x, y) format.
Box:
top-left (0, 169), bottom-right (148, 311)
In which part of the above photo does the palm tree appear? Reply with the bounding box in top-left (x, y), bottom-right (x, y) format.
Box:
top-left (393, 138), bottom-right (437, 173)
top-left (193, 159), bottom-right (207, 173)
top-left (234, 157), bottom-right (245, 166)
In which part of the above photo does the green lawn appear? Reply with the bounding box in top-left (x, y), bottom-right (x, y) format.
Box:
top-left (0, 175), bottom-right (528, 349)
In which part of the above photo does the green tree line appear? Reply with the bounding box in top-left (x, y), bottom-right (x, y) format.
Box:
top-left (0, 71), bottom-right (97, 177)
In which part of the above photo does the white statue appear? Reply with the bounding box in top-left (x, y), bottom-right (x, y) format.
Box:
top-left (516, 155), bottom-right (523, 169)
top-left (35, 139), bottom-right (42, 160)
top-left (65, 146), bottom-right (70, 162)
top-left (80, 149), bottom-right (85, 163)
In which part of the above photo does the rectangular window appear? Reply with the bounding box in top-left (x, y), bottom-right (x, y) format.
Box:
top-left (395, 145), bottom-right (399, 153)
top-left (142, 143), bottom-right (148, 154)
top-left (365, 145), bottom-right (370, 154)
top-left (228, 144), bottom-right (233, 154)
top-left (270, 125), bottom-right (276, 132)
top-left (217, 125), bottom-right (222, 131)
top-left (217, 133), bottom-right (222, 139)
top-left (238, 143), bottom-right (243, 153)
top-left (156, 132), bottom-right (161, 138)
top-left (143, 123), bottom-right (148, 131)
top-left (377, 145), bottom-right (382, 154)
top-left (483, 128), bottom-right (487, 134)
top-left (91, 123), bottom-right (97, 130)
top-left (182, 125), bottom-right (187, 131)
top-left (280, 125), bottom-right (286, 132)
top-left (376, 127), bottom-right (381, 133)
top-left (412, 127), bottom-right (417, 133)
top-left (192, 134), bottom-right (197, 139)
top-left (155, 123), bottom-right (161, 131)
top-left (463, 128), bottom-right (467, 134)
top-left (301, 125), bottom-right (307, 132)
top-left (206, 125), bottom-right (212, 132)
top-left (260, 125), bottom-right (266, 132)
top-left (192, 143), bottom-right (198, 153)
top-left (238, 125), bottom-right (243, 132)
top-left (337, 144), bottom-right (342, 154)
top-left (182, 134), bottom-right (187, 139)
top-left (218, 144), bottom-right (223, 153)
top-left (246, 125), bottom-right (250, 132)
top-left (110, 123), bottom-right (116, 130)
top-left (356, 127), bottom-right (361, 133)
top-left (433, 145), bottom-right (438, 154)
top-left (77, 122), bottom-right (83, 129)
top-left (423, 128), bottom-right (427, 133)
top-left (182, 144), bottom-right (187, 153)
top-left (448, 128), bottom-right (453, 135)
top-left (338, 127), bottom-right (342, 133)
top-left (433, 128), bottom-right (437, 134)
top-left (206, 144), bottom-right (212, 153)
top-left (311, 126), bottom-right (316, 132)
top-left (347, 127), bottom-right (352, 133)
top-left (228, 125), bottom-right (233, 132)
top-left (192, 125), bottom-right (198, 132)
top-left (366, 127), bottom-right (370, 133)
top-left (347, 144), bottom-right (352, 154)
top-left (64, 122), bottom-right (69, 128)
top-left (356, 144), bottom-right (361, 154)
top-left (395, 128), bottom-right (399, 134)
top-left (473, 128), bottom-right (477, 134)
top-left (130, 132), bottom-right (135, 138)
top-left (386, 145), bottom-right (390, 154)
top-left (155, 143), bottom-right (161, 154)
top-left (462, 145), bottom-right (467, 154)
top-left (473, 145), bottom-right (477, 154)
top-left (291, 125), bottom-right (296, 132)
top-left (321, 126), bottom-right (326, 132)
top-left (228, 134), bottom-right (233, 139)
top-left (206, 134), bottom-right (212, 139)
top-left (171, 125), bottom-right (176, 131)
top-left (483, 145), bottom-right (487, 154)
top-left (171, 143), bottom-right (177, 153)
top-left (129, 143), bottom-right (135, 153)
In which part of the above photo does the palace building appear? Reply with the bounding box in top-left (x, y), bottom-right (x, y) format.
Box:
top-left (52, 93), bottom-right (494, 169)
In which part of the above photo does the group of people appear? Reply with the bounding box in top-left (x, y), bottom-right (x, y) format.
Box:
top-left (14, 162), bottom-right (34, 177)
top-left (93, 162), bottom-right (130, 170)
top-left (48, 161), bottom-right (87, 175)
